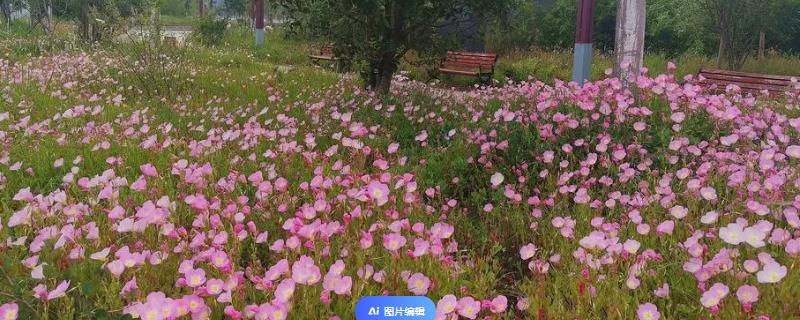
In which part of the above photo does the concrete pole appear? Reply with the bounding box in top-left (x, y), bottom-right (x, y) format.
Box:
top-left (572, 0), bottom-right (596, 85)
top-left (614, 0), bottom-right (646, 84)
top-left (255, 0), bottom-right (265, 46)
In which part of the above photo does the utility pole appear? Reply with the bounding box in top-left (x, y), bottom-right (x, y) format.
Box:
top-left (614, 0), bottom-right (646, 85)
top-left (571, 0), bottom-right (596, 85)
top-left (255, 0), bottom-right (265, 46)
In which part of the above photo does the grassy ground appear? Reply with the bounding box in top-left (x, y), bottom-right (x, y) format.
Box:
top-left (1, 22), bottom-right (800, 320)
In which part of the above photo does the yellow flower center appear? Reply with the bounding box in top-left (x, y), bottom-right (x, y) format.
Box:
top-left (144, 310), bottom-right (158, 320)
top-left (4, 310), bottom-right (18, 320)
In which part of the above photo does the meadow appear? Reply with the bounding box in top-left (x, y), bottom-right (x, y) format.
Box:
top-left (1, 23), bottom-right (800, 320)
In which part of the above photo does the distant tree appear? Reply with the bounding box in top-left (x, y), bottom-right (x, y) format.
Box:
top-left (699, 0), bottom-right (780, 69)
top-left (220, 0), bottom-right (248, 17)
top-left (645, 0), bottom-right (705, 57)
top-left (0, 0), bottom-right (17, 25)
top-left (52, 0), bottom-right (150, 42)
top-left (278, 0), bottom-right (510, 94)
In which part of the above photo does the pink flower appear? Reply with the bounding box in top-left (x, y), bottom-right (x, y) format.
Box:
top-left (185, 268), bottom-right (206, 288)
top-left (786, 145), bottom-right (800, 158)
top-left (120, 277), bottom-right (138, 295)
top-left (720, 134), bottom-right (739, 146)
top-left (291, 255), bottom-right (321, 285)
top-left (274, 279), bottom-right (296, 303)
top-left (720, 223), bottom-right (744, 245)
top-left (736, 285), bottom-right (759, 305)
top-left (654, 283), bottom-right (670, 298)
top-left (39, 280), bottom-right (70, 300)
top-left (437, 295), bottom-right (457, 314)
top-left (323, 271), bottom-right (353, 296)
top-left (382, 233), bottom-right (407, 252)
top-left (786, 239), bottom-right (800, 256)
top-left (0, 302), bottom-right (18, 320)
top-left (490, 172), bottom-right (504, 188)
top-left (139, 163), bottom-right (158, 177)
top-left (206, 278), bottom-right (225, 295)
top-left (637, 303), bottom-right (660, 320)
top-left (366, 181), bottom-right (390, 206)
top-left (388, 143), bottom-right (400, 154)
top-left (489, 295), bottom-right (507, 313)
top-left (626, 276), bottom-right (641, 289)
top-left (670, 206), bottom-right (688, 219)
top-left (700, 283), bottom-right (729, 308)
top-left (757, 263), bottom-right (787, 283)
top-left (699, 187), bottom-right (717, 201)
top-left (407, 273), bottom-right (430, 295)
top-left (456, 297), bottom-right (481, 319)
top-left (183, 294), bottom-right (207, 315)
top-left (520, 243), bottom-right (537, 260)
top-left (516, 297), bottom-right (529, 311)
top-left (656, 220), bottom-right (674, 235)
top-left (743, 227), bottom-right (767, 248)
top-left (743, 260), bottom-right (759, 273)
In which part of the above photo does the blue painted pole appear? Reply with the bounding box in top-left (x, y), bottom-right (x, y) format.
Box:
top-left (572, 0), bottom-right (596, 85)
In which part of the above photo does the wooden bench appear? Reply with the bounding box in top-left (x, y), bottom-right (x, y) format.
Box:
top-left (698, 69), bottom-right (797, 94)
top-left (439, 51), bottom-right (498, 83)
top-left (309, 44), bottom-right (338, 67)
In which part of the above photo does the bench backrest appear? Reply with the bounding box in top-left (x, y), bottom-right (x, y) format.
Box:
top-left (698, 69), bottom-right (797, 93)
top-left (443, 51), bottom-right (498, 69)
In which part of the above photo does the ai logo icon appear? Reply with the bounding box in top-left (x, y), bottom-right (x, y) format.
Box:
top-left (368, 307), bottom-right (380, 316)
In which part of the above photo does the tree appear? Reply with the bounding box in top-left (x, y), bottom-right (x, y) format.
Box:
top-left (0, 0), bottom-right (15, 25)
top-left (53, 0), bottom-right (149, 42)
top-left (278, 0), bottom-right (509, 94)
top-left (699, 0), bottom-right (779, 70)
top-left (220, 0), bottom-right (248, 17)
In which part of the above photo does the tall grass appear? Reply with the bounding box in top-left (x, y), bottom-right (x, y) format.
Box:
top-left (494, 49), bottom-right (800, 84)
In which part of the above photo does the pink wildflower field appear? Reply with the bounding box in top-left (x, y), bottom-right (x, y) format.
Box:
top-left (1, 49), bottom-right (800, 320)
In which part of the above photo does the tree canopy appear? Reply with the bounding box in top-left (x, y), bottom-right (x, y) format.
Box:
top-left (278, 0), bottom-right (511, 93)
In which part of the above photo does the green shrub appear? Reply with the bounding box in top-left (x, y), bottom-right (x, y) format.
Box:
top-left (192, 15), bottom-right (227, 46)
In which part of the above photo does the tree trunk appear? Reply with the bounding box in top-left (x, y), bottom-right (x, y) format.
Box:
top-left (79, 3), bottom-right (90, 41)
top-left (717, 35), bottom-right (725, 68)
top-left (376, 65), bottom-right (394, 95)
top-left (614, 0), bottom-right (646, 84)
top-left (0, 1), bottom-right (11, 26)
top-left (365, 0), bottom-right (401, 95)
top-left (758, 31), bottom-right (765, 59)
